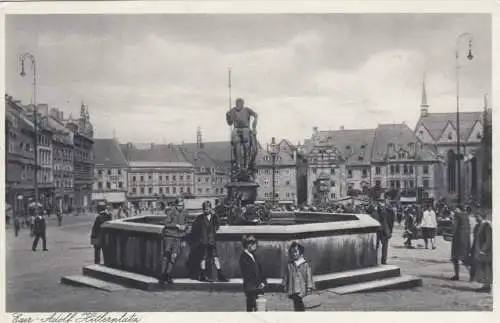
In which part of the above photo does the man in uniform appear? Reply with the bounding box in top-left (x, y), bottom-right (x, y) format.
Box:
top-left (226, 98), bottom-right (258, 174)
top-left (160, 197), bottom-right (189, 286)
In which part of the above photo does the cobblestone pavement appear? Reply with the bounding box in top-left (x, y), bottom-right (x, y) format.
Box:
top-left (5, 218), bottom-right (493, 312)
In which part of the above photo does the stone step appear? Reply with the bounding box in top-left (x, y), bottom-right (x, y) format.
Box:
top-left (314, 265), bottom-right (401, 290)
top-left (327, 275), bottom-right (423, 295)
top-left (83, 265), bottom-right (159, 291)
top-left (60, 275), bottom-right (126, 292)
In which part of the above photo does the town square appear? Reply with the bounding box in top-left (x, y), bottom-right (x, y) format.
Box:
top-left (4, 12), bottom-right (493, 313)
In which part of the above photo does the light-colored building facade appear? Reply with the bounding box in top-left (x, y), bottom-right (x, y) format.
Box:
top-left (255, 139), bottom-right (298, 204)
top-left (127, 161), bottom-right (195, 209)
top-left (92, 138), bottom-right (129, 206)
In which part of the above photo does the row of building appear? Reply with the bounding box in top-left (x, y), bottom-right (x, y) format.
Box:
top-left (5, 95), bottom-right (95, 215)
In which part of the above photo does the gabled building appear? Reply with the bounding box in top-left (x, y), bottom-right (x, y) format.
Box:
top-left (414, 79), bottom-right (485, 201)
top-left (92, 138), bottom-right (129, 207)
top-left (255, 138), bottom-right (298, 204)
top-left (371, 123), bottom-right (441, 200)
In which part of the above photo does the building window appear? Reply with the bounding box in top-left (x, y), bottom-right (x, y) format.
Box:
top-left (132, 188), bottom-right (137, 194)
top-left (180, 175), bottom-right (184, 181)
top-left (347, 170), bottom-right (352, 178)
top-left (159, 187), bottom-right (163, 194)
top-left (148, 187), bottom-right (153, 194)
top-left (448, 133), bottom-right (453, 140)
top-left (403, 165), bottom-right (408, 174)
top-left (331, 180), bottom-right (336, 187)
top-left (198, 188), bottom-right (202, 193)
top-left (409, 180), bottom-right (415, 188)
top-left (118, 182), bottom-right (123, 189)
top-left (362, 169), bottom-right (368, 178)
top-left (220, 188), bottom-right (224, 195)
top-left (187, 187), bottom-right (191, 194)
top-left (286, 180), bottom-right (290, 185)
top-left (205, 177), bottom-right (209, 183)
top-left (180, 187), bottom-right (184, 193)
top-left (205, 188), bottom-right (210, 193)
top-left (330, 168), bottom-right (335, 175)
top-left (423, 165), bottom-right (429, 174)
top-left (187, 175), bottom-right (191, 181)
top-left (395, 164), bottom-right (400, 174)
top-left (375, 167), bottom-right (381, 175)
top-left (148, 175), bottom-right (152, 180)
top-left (140, 176), bottom-right (144, 182)
top-left (98, 182), bottom-right (103, 189)
top-left (118, 169), bottom-right (122, 175)
top-left (197, 177), bottom-right (201, 182)
top-left (409, 165), bottom-right (414, 174)
top-left (312, 168), bottom-right (317, 175)
top-left (423, 179), bottom-right (429, 188)
top-left (106, 182), bottom-right (111, 189)
top-left (165, 187), bottom-right (170, 194)
top-left (173, 187), bottom-right (177, 194)
top-left (375, 180), bottom-right (381, 186)
top-left (98, 170), bottom-right (103, 175)
top-left (132, 176), bottom-right (136, 182)
top-left (172, 175), bottom-right (176, 181)
top-left (140, 187), bottom-right (145, 194)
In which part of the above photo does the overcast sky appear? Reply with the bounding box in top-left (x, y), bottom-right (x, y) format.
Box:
top-left (6, 14), bottom-right (491, 145)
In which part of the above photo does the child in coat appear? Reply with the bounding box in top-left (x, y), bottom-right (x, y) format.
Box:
top-left (282, 242), bottom-right (314, 311)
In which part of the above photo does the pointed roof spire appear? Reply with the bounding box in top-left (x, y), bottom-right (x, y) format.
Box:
top-left (421, 74), bottom-right (429, 108)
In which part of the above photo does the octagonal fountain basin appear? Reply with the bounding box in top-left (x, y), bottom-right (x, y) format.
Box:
top-left (99, 211), bottom-right (380, 280)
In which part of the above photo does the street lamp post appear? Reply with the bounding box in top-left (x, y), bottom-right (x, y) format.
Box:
top-left (267, 137), bottom-right (280, 208)
top-left (455, 33), bottom-right (474, 205)
top-left (20, 53), bottom-right (39, 205)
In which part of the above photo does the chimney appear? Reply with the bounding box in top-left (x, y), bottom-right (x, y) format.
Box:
top-left (340, 125), bottom-right (345, 130)
top-left (313, 126), bottom-right (318, 135)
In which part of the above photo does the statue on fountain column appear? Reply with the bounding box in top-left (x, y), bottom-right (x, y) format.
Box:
top-left (226, 98), bottom-right (259, 181)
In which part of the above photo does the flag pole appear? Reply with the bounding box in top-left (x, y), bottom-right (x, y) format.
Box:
top-left (228, 68), bottom-right (234, 182)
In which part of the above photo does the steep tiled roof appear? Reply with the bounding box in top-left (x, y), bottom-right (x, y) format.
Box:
top-left (120, 143), bottom-right (188, 163)
top-left (306, 129), bottom-right (376, 165)
top-left (372, 123), bottom-right (437, 162)
top-left (255, 147), bottom-right (296, 167)
top-left (416, 111), bottom-right (482, 142)
top-left (178, 141), bottom-right (231, 163)
top-left (94, 138), bottom-right (128, 167)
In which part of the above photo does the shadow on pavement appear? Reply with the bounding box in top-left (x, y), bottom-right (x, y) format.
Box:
top-left (438, 284), bottom-right (484, 293)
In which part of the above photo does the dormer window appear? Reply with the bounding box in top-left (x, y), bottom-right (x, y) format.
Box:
top-left (345, 145), bottom-right (351, 150)
top-left (419, 130), bottom-right (423, 136)
top-left (448, 133), bottom-right (453, 140)
top-left (477, 132), bottom-right (482, 139)
top-left (360, 144), bottom-right (366, 149)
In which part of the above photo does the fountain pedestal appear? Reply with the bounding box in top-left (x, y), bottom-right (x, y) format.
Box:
top-left (225, 181), bottom-right (259, 204)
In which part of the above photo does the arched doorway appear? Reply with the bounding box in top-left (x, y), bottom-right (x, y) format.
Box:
top-left (447, 150), bottom-right (456, 193)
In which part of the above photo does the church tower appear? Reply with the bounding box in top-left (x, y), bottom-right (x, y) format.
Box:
top-left (197, 126), bottom-right (204, 149)
top-left (420, 76), bottom-right (429, 117)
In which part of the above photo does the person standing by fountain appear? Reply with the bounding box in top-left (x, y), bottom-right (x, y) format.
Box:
top-left (470, 210), bottom-right (492, 293)
top-left (190, 200), bottom-right (228, 282)
top-left (282, 242), bottom-right (314, 311)
top-left (90, 201), bottom-right (112, 264)
top-left (239, 235), bottom-right (267, 312)
top-left (160, 197), bottom-right (189, 286)
top-left (374, 198), bottom-right (394, 265)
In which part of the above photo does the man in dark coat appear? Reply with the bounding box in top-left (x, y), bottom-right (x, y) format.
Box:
top-left (32, 208), bottom-right (48, 252)
top-left (372, 199), bottom-right (394, 265)
top-left (450, 206), bottom-right (471, 280)
top-left (190, 200), bottom-right (228, 282)
top-left (90, 201), bottom-right (112, 264)
top-left (160, 197), bottom-right (189, 286)
top-left (239, 235), bottom-right (267, 312)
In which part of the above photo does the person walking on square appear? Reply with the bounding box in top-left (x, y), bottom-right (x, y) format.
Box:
top-left (160, 197), bottom-right (189, 286)
top-left (282, 242), bottom-right (314, 311)
top-left (190, 200), bottom-right (228, 282)
top-left (239, 235), bottom-right (267, 312)
top-left (32, 209), bottom-right (48, 252)
top-left (450, 206), bottom-right (471, 281)
top-left (420, 204), bottom-right (437, 249)
top-left (90, 201), bottom-right (112, 264)
top-left (470, 211), bottom-right (492, 293)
